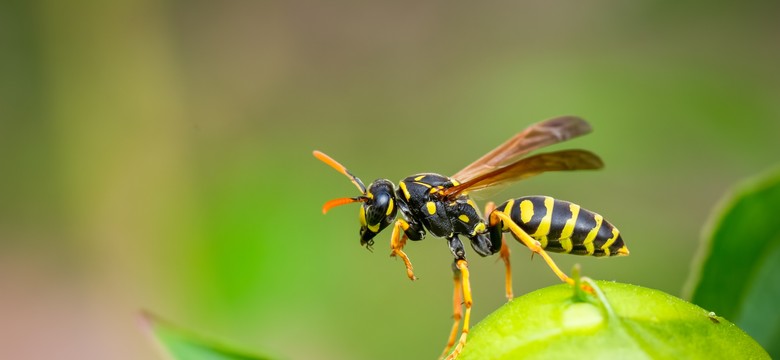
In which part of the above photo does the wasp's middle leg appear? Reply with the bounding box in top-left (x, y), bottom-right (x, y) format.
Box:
top-left (440, 236), bottom-right (473, 360)
top-left (444, 259), bottom-right (472, 360)
top-left (439, 260), bottom-right (463, 360)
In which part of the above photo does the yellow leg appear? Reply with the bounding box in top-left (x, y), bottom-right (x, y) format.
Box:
top-left (389, 219), bottom-right (417, 281)
top-left (439, 268), bottom-right (463, 360)
top-left (490, 211), bottom-right (574, 286)
top-left (445, 260), bottom-right (472, 360)
top-left (499, 237), bottom-right (513, 300)
top-left (485, 202), bottom-right (513, 301)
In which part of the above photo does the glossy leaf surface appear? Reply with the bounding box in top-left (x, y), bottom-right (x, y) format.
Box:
top-left (685, 167), bottom-right (780, 357)
top-left (459, 281), bottom-right (768, 360)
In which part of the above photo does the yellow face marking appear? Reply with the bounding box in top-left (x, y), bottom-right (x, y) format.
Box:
top-left (366, 189), bottom-right (374, 199)
top-left (560, 204), bottom-right (580, 240)
top-left (367, 222), bottom-right (380, 232)
top-left (519, 199), bottom-right (534, 224)
top-left (532, 197), bottom-right (555, 238)
top-left (426, 201), bottom-right (437, 215)
top-left (386, 198), bottom-right (394, 216)
top-left (559, 237), bottom-right (572, 253)
top-left (458, 214), bottom-right (470, 223)
top-left (414, 175), bottom-right (426, 181)
top-left (399, 181), bottom-right (411, 200)
top-left (583, 214), bottom-right (604, 249)
top-left (359, 206), bottom-right (367, 226)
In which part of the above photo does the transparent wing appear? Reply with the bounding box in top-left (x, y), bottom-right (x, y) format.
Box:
top-left (452, 116), bottom-right (593, 183)
top-left (442, 149), bottom-right (603, 199)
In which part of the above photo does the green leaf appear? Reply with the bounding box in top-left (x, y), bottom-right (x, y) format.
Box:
top-left (140, 311), bottom-right (274, 360)
top-left (459, 281), bottom-right (768, 360)
top-left (684, 166), bottom-right (780, 356)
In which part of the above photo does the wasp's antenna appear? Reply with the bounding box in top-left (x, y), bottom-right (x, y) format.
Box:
top-left (322, 196), bottom-right (367, 214)
top-left (313, 150), bottom-right (367, 194)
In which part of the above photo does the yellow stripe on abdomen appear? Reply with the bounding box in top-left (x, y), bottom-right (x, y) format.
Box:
top-left (582, 214), bottom-right (604, 255)
top-left (500, 199), bottom-right (515, 231)
top-left (559, 203), bottom-right (580, 240)
top-left (532, 196), bottom-right (555, 238)
top-left (601, 227), bottom-right (621, 256)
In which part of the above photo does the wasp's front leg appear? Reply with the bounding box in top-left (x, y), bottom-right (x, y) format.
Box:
top-left (389, 218), bottom-right (424, 281)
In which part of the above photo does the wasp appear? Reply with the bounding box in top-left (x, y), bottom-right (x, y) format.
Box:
top-left (313, 116), bottom-right (629, 359)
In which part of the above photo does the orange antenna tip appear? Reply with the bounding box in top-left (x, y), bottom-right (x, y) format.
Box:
top-left (313, 150), bottom-right (367, 194)
top-left (322, 197), bottom-right (365, 214)
top-left (313, 150), bottom-right (347, 175)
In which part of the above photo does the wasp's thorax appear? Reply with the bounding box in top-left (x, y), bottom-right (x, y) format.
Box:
top-left (359, 179), bottom-right (397, 247)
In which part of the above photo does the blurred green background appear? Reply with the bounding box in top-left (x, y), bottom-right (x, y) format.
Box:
top-left (1, 1), bottom-right (779, 359)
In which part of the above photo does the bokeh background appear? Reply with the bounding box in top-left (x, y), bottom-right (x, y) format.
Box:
top-left (2, 1), bottom-right (779, 359)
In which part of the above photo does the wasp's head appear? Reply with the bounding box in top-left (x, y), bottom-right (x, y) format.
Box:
top-left (358, 179), bottom-right (397, 248)
top-left (314, 151), bottom-right (398, 250)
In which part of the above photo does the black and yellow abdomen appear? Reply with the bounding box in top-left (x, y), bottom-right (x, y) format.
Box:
top-left (496, 196), bottom-right (628, 257)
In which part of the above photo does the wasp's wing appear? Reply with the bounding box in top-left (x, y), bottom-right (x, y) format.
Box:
top-left (451, 116), bottom-right (592, 183)
top-left (442, 149), bottom-right (603, 199)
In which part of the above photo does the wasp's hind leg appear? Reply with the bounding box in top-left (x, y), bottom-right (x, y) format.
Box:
top-left (488, 210), bottom-right (574, 286)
